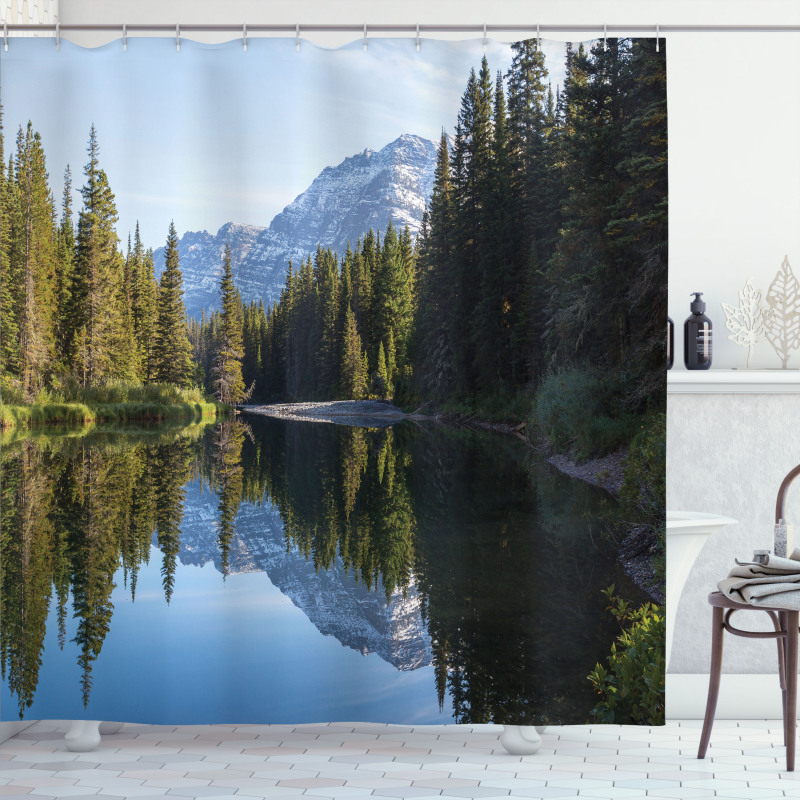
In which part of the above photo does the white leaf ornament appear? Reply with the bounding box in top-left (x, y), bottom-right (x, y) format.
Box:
top-left (720, 278), bottom-right (771, 368)
top-left (765, 255), bottom-right (800, 368)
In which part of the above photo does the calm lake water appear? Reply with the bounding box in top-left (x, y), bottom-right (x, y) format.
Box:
top-left (0, 415), bottom-right (641, 725)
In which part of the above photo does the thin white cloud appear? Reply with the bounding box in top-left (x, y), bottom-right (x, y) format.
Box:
top-left (3, 35), bottom-right (572, 249)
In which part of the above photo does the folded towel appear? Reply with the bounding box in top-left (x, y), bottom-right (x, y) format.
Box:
top-left (718, 547), bottom-right (800, 609)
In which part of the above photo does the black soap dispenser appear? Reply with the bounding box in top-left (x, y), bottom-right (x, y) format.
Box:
top-left (684, 292), bottom-right (712, 370)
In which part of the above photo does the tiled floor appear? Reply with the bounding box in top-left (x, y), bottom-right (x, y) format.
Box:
top-left (1, 720), bottom-right (799, 799)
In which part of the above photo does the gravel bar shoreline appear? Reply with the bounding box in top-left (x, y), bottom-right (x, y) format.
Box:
top-left (241, 400), bottom-right (410, 428)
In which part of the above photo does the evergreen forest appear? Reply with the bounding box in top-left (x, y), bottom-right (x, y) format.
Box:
top-left (0, 120), bottom-right (205, 406)
top-left (191, 38), bottom-right (667, 443)
top-left (1, 37), bottom-right (666, 447)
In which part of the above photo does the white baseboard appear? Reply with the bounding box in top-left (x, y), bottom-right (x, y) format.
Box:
top-left (667, 673), bottom-right (786, 719)
top-left (0, 721), bottom-right (35, 743)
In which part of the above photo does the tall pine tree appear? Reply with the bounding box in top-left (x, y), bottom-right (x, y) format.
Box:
top-left (71, 126), bottom-right (123, 387)
top-left (14, 123), bottom-right (57, 399)
top-left (340, 305), bottom-right (368, 400)
top-left (211, 243), bottom-right (247, 403)
top-left (154, 221), bottom-right (193, 386)
top-left (55, 165), bottom-right (75, 370)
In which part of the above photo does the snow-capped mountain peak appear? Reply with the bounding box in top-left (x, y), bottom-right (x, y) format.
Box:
top-left (154, 134), bottom-right (438, 320)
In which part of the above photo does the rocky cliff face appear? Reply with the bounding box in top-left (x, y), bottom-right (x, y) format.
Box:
top-left (153, 223), bottom-right (267, 322)
top-left (154, 134), bottom-right (438, 320)
top-left (170, 481), bottom-right (432, 672)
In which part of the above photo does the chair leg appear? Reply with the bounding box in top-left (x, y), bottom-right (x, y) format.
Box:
top-left (778, 611), bottom-right (788, 746)
top-left (698, 606), bottom-right (725, 759)
top-left (786, 611), bottom-right (798, 772)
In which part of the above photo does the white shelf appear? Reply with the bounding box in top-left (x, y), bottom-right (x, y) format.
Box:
top-left (668, 369), bottom-right (800, 394)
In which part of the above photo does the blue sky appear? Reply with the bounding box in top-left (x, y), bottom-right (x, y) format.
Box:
top-left (1, 35), bottom-right (569, 253)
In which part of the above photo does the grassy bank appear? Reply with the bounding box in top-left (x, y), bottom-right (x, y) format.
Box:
top-left (0, 381), bottom-right (226, 431)
top-left (400, 364), bottom-right (650, 460)
top-left (414, 392), bottom-right (532, 426)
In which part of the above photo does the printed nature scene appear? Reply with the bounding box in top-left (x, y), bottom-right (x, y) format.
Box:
top-left (0, 37), bottom-right (667, 725)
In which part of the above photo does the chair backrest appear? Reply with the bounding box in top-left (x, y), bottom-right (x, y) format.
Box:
top-left (775, 464), bottom-right (800, 524)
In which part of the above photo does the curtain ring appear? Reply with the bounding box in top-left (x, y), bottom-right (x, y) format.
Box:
top-left (242, 23), bottom-right (247, 52)
top-left (483, 23), bottom-right (487, 52)
top-left (56, 22), bottom-right (60, 51)
top-left (656, 23), bottom-right (660, 51)
top-left (604, 23), bottom-right (607, 51)
top-left (363, 23), bottom-right (368, 52)
top-left (416, 23), bottom-right (420, 52)
top-left (296, 22), bottom-right (300, 51)
top-left (176, 23), bottom-right (180, 52)
top-left (123, 23), bottom-right (127, 52)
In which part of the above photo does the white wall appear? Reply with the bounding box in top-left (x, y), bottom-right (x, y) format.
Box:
top-left (0, 0), bottom-right (57, 26)
top-left (667, 32), bottom-right (800, 370)
top-left (668, 393), bottom-right (800, 674)
top-left (2, 0), bottom-right (798, 727)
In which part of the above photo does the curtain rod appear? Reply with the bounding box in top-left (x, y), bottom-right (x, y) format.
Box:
top-left (2, 23), bottom-right (800, 35)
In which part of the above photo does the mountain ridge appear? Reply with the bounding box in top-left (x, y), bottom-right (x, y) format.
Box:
top-left (154, 134), bottom-right (438, 320)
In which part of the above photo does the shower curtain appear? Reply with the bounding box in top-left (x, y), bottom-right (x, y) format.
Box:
top-left (0, 34), bottom-right (667, 726)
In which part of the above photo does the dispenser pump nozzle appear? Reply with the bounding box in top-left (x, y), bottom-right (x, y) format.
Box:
top-left (690, 292), bottom-right (706, 314)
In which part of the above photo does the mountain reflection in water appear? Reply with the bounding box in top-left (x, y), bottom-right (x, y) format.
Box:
top-left (0, 416), bottom-right (638, 725)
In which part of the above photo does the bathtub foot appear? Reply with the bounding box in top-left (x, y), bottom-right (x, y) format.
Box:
top-left (499, 725), bottom-right (542, 755)
top-left (98, 721), bottom-right (124, 735)
top-left (64, 720), bottom-right (101, 752)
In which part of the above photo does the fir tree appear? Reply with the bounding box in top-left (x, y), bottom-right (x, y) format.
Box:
top-left (211, 243), bottom-right (248, 404)
top-left (374, 222), bottom-right (414, 381)
top-left (113, 232), bottom-right (139, 381)
top-left (374, 340), bottom-right (390, 399)
top-left (154, 221), bottom-right (194, 386)
top-left (15, 123), bottom-right (57, 399)
top-left (242, 301), bottom-right (264, 394)
top-left (315, 247), bottom-right (340, 397)
top-left (71, 126), bottom-right (123, 386)
top-left (55, 165), bottom-right (75, 368)
top-left (607, 37), bottom-right (667, 405)
top-left (0, 111), bottom-right (20, 381)
top-left (130, 224), bottom-right (158, 382)
top-left (340, 305), bottom-right (368, 400)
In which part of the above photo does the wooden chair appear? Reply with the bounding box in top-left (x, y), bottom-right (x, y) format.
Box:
top-left (697, 592), bottom-right (798, 770)
top-left (698, 463), bottom-right (800, 771)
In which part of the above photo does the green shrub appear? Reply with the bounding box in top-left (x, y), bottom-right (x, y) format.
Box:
top-left (619, 411), bottom-right (666, 581)
top-left (620, 412), bottom-right (665, 522)
top-left (531, 366), bottom-right (638, 461)
top-left (588, 586), bottom-right (665, 725)
top-left (0, 376), bottom-right (25, 406)
top-left (399, 389), bottom-right (533, 425)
